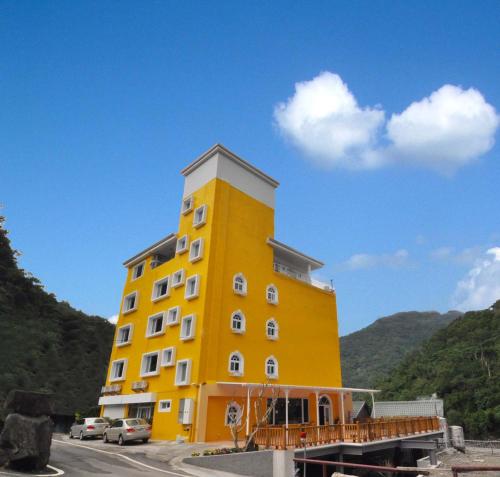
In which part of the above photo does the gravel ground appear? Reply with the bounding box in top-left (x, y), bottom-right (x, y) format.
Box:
top-left (431, 447), bottom-right (500, 477)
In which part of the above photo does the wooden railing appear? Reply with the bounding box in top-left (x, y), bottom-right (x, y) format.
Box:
top-left (253, 416), bottom-right (440, 449)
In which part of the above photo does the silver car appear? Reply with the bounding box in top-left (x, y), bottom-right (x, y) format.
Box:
top-left (70, 417), bottom-right (108, 440)
top-left (103, 418), bottom-right (151, 445)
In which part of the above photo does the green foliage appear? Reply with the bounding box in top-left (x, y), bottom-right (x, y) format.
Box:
top-left (378, 302), bottom-right (500, 438)
top-left (341, 310), bottom-right (460, 388)
top-left (0, 215), bottom-right (115, 420)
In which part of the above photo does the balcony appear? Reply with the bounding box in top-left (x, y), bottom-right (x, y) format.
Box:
top-left (273, 262), bottom-right (333, 291)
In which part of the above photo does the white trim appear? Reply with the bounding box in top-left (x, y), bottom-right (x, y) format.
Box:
top-left (146, 312), bottom-right (166, 338)
top-left (116, 323), bottom-right (133, 347)
top-left (185, 274), bottom-right (200, 300)
top-left (228, 351), bottom-right (244, 377)
top-left (189, 238), bottom-right (204, 263)
top-left (131, 261), bottom-right (146, 281)
top-left (158, 399), bottom-right (173, 412)
top-left (265, 355), bottom-right (278, 379)
top-left (266, 284), bottom-right (278, 305)
top-left (110, 359), bottom-right (128, 382)
top-left (172, 269), bottom-right (185, 288)
top-left (181, 195), bottom-right (194, 215)
top-left (233, 273), bottom-right (247, 296)
top-left (98, 392), bottom-right (157, 405)
top-left (166, 306), bottom-right (181, 325)
top-left (122, 291), bottom-right (139, 314)
top-left (193, 204), bottom-right (207, 228)
top-left (151, 275), bottom-right (170, 302)
top-left (176, 235), bottom-right (189, 254)
top-left (140, 351), bottom-right (161, 377)
top-left (230, 310), bottom-right (246, 334)
top-left (215, 382), bottom-right (381, 394)
top-left (180, 314), bottom-right (196, 340)
top-left (161, 347), bottom-right (176, 367)
top-left (266, 318), bottom-right (278, 340)
top-left (175, 359), bottom-right (192, 386)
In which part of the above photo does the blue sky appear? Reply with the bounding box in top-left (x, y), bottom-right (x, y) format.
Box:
top-left (1, 1), bottom-right (499, 335)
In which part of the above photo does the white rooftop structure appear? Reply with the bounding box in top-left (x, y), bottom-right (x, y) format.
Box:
top-left (373, 399), bottom-right (444, 418)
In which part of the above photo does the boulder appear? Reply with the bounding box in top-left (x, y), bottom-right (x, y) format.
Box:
top-left (4, 390), bottom-right (53, 417)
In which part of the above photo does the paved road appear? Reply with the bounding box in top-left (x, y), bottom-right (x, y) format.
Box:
top-left (0, 440), bottom-right (191, 477)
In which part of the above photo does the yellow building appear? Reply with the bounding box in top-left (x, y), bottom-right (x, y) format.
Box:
top-left (99, 144), bottom-right (359, 443)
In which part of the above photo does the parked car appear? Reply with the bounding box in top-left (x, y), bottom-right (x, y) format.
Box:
top-left (69, 417), bottom-right (109, 440)
top-left (103, 418), bottom-right (151, 445)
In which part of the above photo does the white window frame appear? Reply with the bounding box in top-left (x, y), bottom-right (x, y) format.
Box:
top-left (175, 359), bottom-right (192, 386)
top-left (193, 204), bottom-right (207, 228)
top-left (185, 274), bottom-right (200, 300)
top-left (266, 319), bottom-right (278, 340)
top-left (230, 310), bottom-right (246, 334)
top-left (152, 276), bottom-right (170, 302)
top-left (181, 195), bottom-right (194, 215)
top-left (158, 399), bottom-right (172, 413)
top-left (171, 269), bottom-right (185, 288)
top-left (180, 314), bottom-right (196, 341)
top-left (265, 356), bottom-right (278, 379)
top-left (110, 359), bottom-right (127, 382)
top-left (122, 291), bottom-right (138, 314)
top-left (146, 312), bottom-right (166, 338)
top-left (131, 261), bottom-right (145, 281)
top-left (189, 238), bottom-right (204, 263)
top-left (228, 351), bottom-right (244, 376)
top-left (166, 306), bottom-right (181, 326)
top-left (176, 235), bottom-right (189, 254)
top-left (116, 324), bottom-right (133, 347)
top-left (233, 273), bottom-right (247, 296)
top-left (161, 347), bottom-right (176, 367)
top-left (225, 401), bottom-right (242, 426)
top-left (140, 351), bottom-right (161, 377)
top-left (266, 284), bottom-right (279, 305)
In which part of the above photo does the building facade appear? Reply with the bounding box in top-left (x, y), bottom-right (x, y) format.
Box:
top-left (99, 144), bottom-right (352, 442)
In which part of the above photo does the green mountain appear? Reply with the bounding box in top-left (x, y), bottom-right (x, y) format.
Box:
top-left (341, 310), bottom-right (461, 388)
top-left (378, 303), bottom-right (500, 438)
top-left (0, 216), bottom-right (114, 422)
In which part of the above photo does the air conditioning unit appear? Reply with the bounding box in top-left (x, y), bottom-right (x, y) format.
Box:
top-left (110, 384), bottom-right (122, 393)
top-left (131, 381), bottom-right (148, 391)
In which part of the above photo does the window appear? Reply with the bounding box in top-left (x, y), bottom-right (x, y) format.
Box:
top-left (141, 351), bottom-right (160, 377)
top-left (161, 347), bottom-right (176, 367)
top-left (230, 311), bottom-right (245, 333)
top-left (132, 261), bottom-right (145, 280)
top-left (266, 319), bottom-right (278, 340)
top-left (228, 351), bottom-right (244, 376)
top-left (181, 195), bottom-right (193, 215)
top-left (189, 238), bottom-right (204, 262)
top-left (172, 269), bottom-right (185, 288)
top-left (185, 275), bottom-right (200, 300)
top-left (122, 291), bottom-right (138, 314)
top-left (158, 400), bottom-right (172, 413)
top-left (117, 324), bottom-right (133, 346)
top-left (176, 235), bottom-right (189, 254)
top-left (152, 276), bottom-right (170, 301)
top-left (233, 273), bottom-right (247, 295)
top-left (146, 313), bottom-right (165, 337)
top-left (265, 356), bottom-right (278, 379)
top-left (180, 315), bottom-right (196, 340)
top-left (266, 285), bottom-right (278, 304)
top-left (193, 205), bottom-right (207, 228)
top-left (110, 359), bottom-right (127, 381)
top-left (225, 402), bottom-right (242, 426)
top-left (166, 306), bottom-right (181, 325)
top-left (175, 359), bottom-right (192, 386)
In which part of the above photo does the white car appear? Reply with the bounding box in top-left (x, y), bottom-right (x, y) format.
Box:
top-left (69, 417), bottom-right (108, 440)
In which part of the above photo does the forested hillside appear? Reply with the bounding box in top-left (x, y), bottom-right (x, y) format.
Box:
top-left (379, 303), bottom-right (500, 438)
top-left (0, 216), bottom-right (114, 421)
top-left (341, 310), bottom-right (461, 388)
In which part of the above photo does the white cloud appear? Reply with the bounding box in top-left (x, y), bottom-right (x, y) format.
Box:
top-left (452, 247), bottom-right (500, 311)
top-left (341, 249), bottom-right (409, 270)
top-left (108, 314), bottom-right (118, 325)
top-left (274, 72), bottom-right (499, 173)
top-left (430, 246), bottom-right (484, 265)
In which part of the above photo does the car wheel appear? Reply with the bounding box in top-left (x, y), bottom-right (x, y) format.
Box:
top-left (103, 433), bottom-right (108, 443)
top-left (142, 438), bottom-right (149, 444)
top-left (69, 430), bottom-right (73, 439)
top-left (79, 431), bottom-right (84, 441)
top-left (118, 435), bottom-right (124, 446)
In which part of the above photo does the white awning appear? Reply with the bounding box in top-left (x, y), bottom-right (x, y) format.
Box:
top-left (98, 393), bottom-right (157, 406)
top-left (215, 382), bottom-right (380, 394)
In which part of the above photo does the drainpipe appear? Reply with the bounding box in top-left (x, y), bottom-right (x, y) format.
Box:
top-left (246, 385), bottom-right (251, 439)
top-left (371, 392), bottom-right (376, 419)
top-left (285, 389), bottom-right (289, 447)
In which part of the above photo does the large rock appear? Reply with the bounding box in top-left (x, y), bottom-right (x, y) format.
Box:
top-left (0, 413), bottom-right (53, 470)
top-left (4, 390), bottom-right (53, 417)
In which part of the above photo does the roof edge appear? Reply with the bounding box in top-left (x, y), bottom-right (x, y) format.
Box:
top-left (123, 233), bottom-right (177, 267)
top-left (267, 237), bottom-right (324, 268)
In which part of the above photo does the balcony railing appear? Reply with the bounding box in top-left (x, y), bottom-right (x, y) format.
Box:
top-left (273, 262), bottom-right (333, 291)
top-left (253, 416), bottom-right (440, 449)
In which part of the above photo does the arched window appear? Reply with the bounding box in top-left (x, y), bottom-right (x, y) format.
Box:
top-left (266, 285), bottom-right (278, 304)
top-left (225, 401), bottom-right (242, 426)
top-left (231, 311), bottom-right (246, 333)
top-left (265, 356), bottom-right (278, 379)
top-left (266, 319), bottom-right (278, 339)
top-left (228, 351), bottom-right (244, 376)
top-left (233, 273), bottom-right (247, 295)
